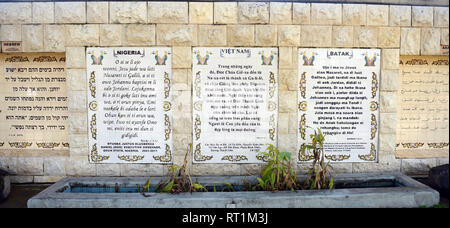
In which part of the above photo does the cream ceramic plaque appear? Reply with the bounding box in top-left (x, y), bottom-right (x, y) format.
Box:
top-left (192, 47), bottom-right (278, 163)
top-left (87, 47), bottom-right (172, 163)
top-left (298, 48), bottom-right (380, 163)
top-left (0, 53), bottom-right (68, 157)
top-left (396, 56), bottom-right (449, 158)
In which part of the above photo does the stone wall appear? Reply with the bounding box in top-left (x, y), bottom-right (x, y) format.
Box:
top-left (0, 1), bottom-right (448, 183)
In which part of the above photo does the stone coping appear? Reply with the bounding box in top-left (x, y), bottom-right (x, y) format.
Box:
top-left (0, 0), bottom-right (448, 7)
top-left (27, 172), bottom-right (440, 208)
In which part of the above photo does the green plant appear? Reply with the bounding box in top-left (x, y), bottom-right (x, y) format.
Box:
top-left (254, 144), bottom-right (297, 192)
top-left (301, 128), bottom-right (334, 190)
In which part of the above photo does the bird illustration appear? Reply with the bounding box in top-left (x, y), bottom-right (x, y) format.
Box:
top-left (364, 53), bottom-right (377, 66)
top-left (303, 53), bottom-right (315, 66)
top-left (155, 51), bottom-right (168, 65)
top-left (91, 51), bottom-right (103, 65)
top-left (196, 51), bottom-right (209, 65)
top-left (261, 51), bottom-right (274, 65)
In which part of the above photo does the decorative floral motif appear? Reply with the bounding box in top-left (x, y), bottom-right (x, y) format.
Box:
top-left (299, 72), bottom-right (306, 99)
top-left (268, 101), bottom-right (277, 111)
top-left (89, 101), bottom-right (98, 111)
top-left (432, 60), bottom-right (449, 65)
top-left (33, 56), bottom-right (58, 63)
top-left (194, 71), bottom-right (201, 98)
top-left (268, 71), bottom-right (276, 98)
top-left (325, 154), bottom-right (350, 161)
top-left (164, 72), bottom-right (170, 99)
top-left (401, 143), bottom-right (424, 149)
top-left (404, 59), bottom-right (428, 65)
top-left (118, 155), bottom-right (145, 162)
top-left (371, 72), bottom-right (378, 99)
top-left (9, 142), bottom-right (32, 148)
top-left (358, 143), bottom-right (377, 161)
top-left (153, 144), bottom-right (172, 163)
top-left (163, 101), bottom-right (171, 112)
top-left (62, 143), bottom-right (69, 148)
top-left (371, 114), bottom-right (377, 140)
top-left (194, 101), bottom-right (202, 112)
top-left (0, 142), bottom-right (3, 147)
top-left (89, 71), bottom-right (96, 98)
top-left (194, 114), bottom-right (201, 140)
top-left (298, 143), bottom-right (314, 161)
top-left (299, 101), bottom-right (307, 111)
top-left (90, 114), bottom-right (97, 140)
top-left (256, 154), bottom-right (269, 162)
top-left (164, 114), bottom-right (171, 141)
top-left (427, 143), bottom-right (449, 148)
top-left (194, 144), bottom-right (213, 162)
top-left (36, 142), bottom-right (60, 149)
top-left (90, 144), bottom-right (109, 163)
top-left (221, 155), bottom-right (248, 162)
top-left (370, 101), bottom-right (378, 111)
top-left (299, 114), bottom-right (306, 140)
top-left (269, 114), bottom-right (275, 141)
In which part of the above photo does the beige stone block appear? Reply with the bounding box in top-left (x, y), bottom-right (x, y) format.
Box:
top-left (55, 2), bottom-right (86, 23)
top-left (172, 90), bottom-right (192, 113)
top-left (172, 46), bottom-right (192, 69)
top-left (279, 91), bottom-right (297, 113)
top-left (389, 5), bottom-right (411, 26)
top-left (120, 164), bottom-right (164, 176)
top-left (354, 26), bottom-right (377, 48)
top-left (65, 25), bottom-right (99, 47)
top-left (87, 1), bottom-right (109, 24)
top-left (367, 5), bottom-right (389, 26)
top-left (22, 25), bottom-right (44, 52)
top-left (173, 134), bottom-right (192, 156)
top-left (240, 164), bottom-right (265, 176)
top-left (278, 134), bottom-right (298, 157)
top-left (69, 134), bottom-right (88, 149)
top-left (380, 113), bottom-right (397, 134)
top-left (34, 176), bottom-right (64, 183)
top-left (96, 164), bottom-right (120, 176)
top-left (44, 25), bottom-right (65, 52)
top-left (0, 2), bottom-right (31, 24)
top-left (379, 134), bottom-right (397, 154)
top-left (16, 157), bottom-right (43, 176)
top-left (156, 24), bottom-right (197, 46)
top-left (328, 163), bottom-right (353, 174)
top-left (66, 47), bottom-right (86, 69)
top-left (279, 69), bottom-right (297, 91)
top-left (270, 2), bottom-right (292, 24)
top-left (401, 158), bottom-right (437, 175)
top-left (0, 157), bottom-right (17, 174)
top-left (227, 25), bottom-right (255, 46)
top-left (198, 25), bottom-right (227, 46)
top-left (378, 27), bottom-right (400, 48)
top-left (412, 6), bottom-right (433, 27)
top-left (278, 25), bottom-right (300, 46)
top-left (191, 164), bottom-right (241, 176)
top-left (434, 7), bottom-right (449, 28)
top-left (173, 115), bottom-right (192, 135)
top-left (255, 25), bottom-right (277, 46)
top-left (124, 24), bottom-right (155, 46)
top-left (311, 3), bottom-right (342, 25)
top-left (332, 26), bottom-right (353, 47)
top-left (353, 154), bottom-right (400, 173)
top-left (441, 28), bottom-right (449, 45)
top-left (400, 28), bottom-right (421, 55)
top-left (214, 2), bottom-right (238, 24)
top-left (238, 2), bottom-right (269, 24)
top-left (172, 69), bottom-right (189, 91)
top-left (66, 156), bottom-right (96, 176)
top-left (380, 91), bottom-right (397, 113)
top-left (66, 69), bottom-right (87, 92)
top-left (421, 28), bottom-right (441, 55)
top-left (0, 25), bottom-right (21, 41)
top-left (70, 147), bottom-right (88, 157)
top-left (68, 90), bottom-right (87, 113)
top-left (288, 112), bottom-right (298, 134)
top-left (43, 157), bottom-right (66, 176)
top-left (278, 113), bottom-right (289, 134)
top-left (69, 112), bottom-right (88, 134)
top-left (32, 2), bottom-right (54, 24)
top-left (279, 47), bottom-right (294, 69)
top-left (148, 1), bottom-right (188, 24)
top-left (293, 3), bottom-right (310, 25)
top-left (380, 70), bottom-right (399, 91)
top-left (100, 24), bottom-right (122, 46)
top-left (300, 25), bottom-right (332, 47)
top-left (342, 4), bottom-right (366, 26)
top-left (189, 2), bottom-right (213, 24)
top-left (110, 1), bottom-right (147, 23)
top-left (381, 49), bottom-right (399, 70)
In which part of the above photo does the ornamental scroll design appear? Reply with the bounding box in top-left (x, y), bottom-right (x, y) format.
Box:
top-left (299, 114), bottom-right (306, 140)
top-left (401, 143), bottom-right (424, 149)
top-left (164, 72), bottom-right (170, 99)
top-left (370, 114), bottom-right (377, 140)
top-left (90, 114), bottom-right (97, 140)
top-left (299, 72), bottom-right (306, 99)
top-left (371, 72), bottom-right (378, 99)
top-left (62, 142), bottom-right (69, 148)
top-left (90, 144), bottom-right (109, 163)
top-left (268, 71), bottom-right (276, 99)
top-left (221, 155), bottom-right (248, 162)
top-left (269, 114), bottom-right (275, 141)
top-left (299, 101), bottom-right (307, 111)
top-left (325, 154), bottom-right (350, 161)
top-left (164, 114), bottom-right (171, 141)
top-left (298, 143), bottom-right (314, 162)
top-left (153, 144), bottom-right (172, 163)
top-left (194, 71), bottom-right (201, 99)
top-left (427, 143), bottom-right (449, 149)
top-left (89, 71), bottom-right (96, 98)
top-left (9, 142), bottom-right (32, 149)
top-left (36, 143), bottom-right (60, 149)
top-left (194, 144), bottom-right (213, 162)
top-left (358, 143), bottom-right (377, 161)
top-left (118, 155), bottom-right (145, 162)
top-left (194, 114), bottom-right (201, 140)
top-left (0, 142), bottom-right (3, 147)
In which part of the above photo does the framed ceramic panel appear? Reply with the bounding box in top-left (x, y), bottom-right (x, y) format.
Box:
top-left (192, 47), bottom-right (278, 163)
top-left (87, 47), bottom-right (173, 163)
top-left (298, 48), bottom-right (380, 163)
